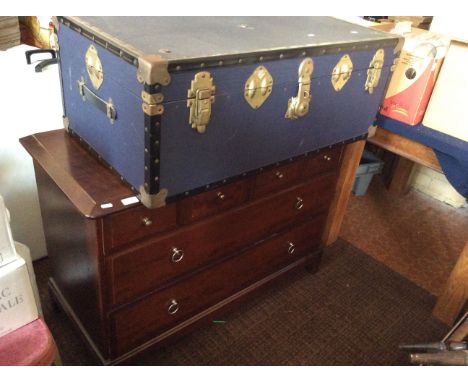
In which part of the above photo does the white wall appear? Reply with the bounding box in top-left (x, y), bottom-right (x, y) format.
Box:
top-left (0, 45), bottom-right (64, 260)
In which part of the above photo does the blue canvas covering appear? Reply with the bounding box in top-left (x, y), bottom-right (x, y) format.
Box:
top-left (57, 17), bottom-right (399, 203)
top-left (375, 114), bottom-right (468, 198)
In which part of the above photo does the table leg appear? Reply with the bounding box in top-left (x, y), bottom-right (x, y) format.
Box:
top-left (388, 156), bottom-right (414, 195)
top-left (433, 241), bottom-right (468, 325)
top-left (322, 139), bottom-right (365, 246)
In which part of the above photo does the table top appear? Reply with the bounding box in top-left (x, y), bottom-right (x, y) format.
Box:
top-left (20, 129), bottom-right (139, 218)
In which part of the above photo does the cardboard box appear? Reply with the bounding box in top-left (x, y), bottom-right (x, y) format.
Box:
top-left (0, 195), bottom-right (17, 267)
top-left (374, 23), bottom-right (449, 125)
top-left (422, 41), bottom-right (468, 142)
top-left (0, 257), bottom-right (38, 337)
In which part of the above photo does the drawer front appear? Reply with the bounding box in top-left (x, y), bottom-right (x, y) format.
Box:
top-left (303, 146), bottom-right (343, 178)
top-left (253, 160), bottom-right (305, 199)
top-left (177, 178), bottom-right (252, 224)
top-left (110, 215), bottom-right (325, 356)
top-left (108, 172), bottom-right (337, 306)
top-left (103, 203), bottom-right (178, 251)
top-left (253, 146), bottom-right (342, 199)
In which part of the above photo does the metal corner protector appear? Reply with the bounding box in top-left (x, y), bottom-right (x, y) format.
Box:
top-left (137, 55), bottom-right (171, 86)
top-left (138, 186), bottom-right (168, 209)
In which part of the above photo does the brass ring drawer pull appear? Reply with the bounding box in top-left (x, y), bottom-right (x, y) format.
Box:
top-left (323, 155), bottom-right (332, 161)
top-left (295, 197), bottom-right (304, 210)
top-left (275, 171), bottom-right (284, 179)
top-left (217, 192), bottom-right (226, 200)
top-left (287, 241), bottom-right (296, 255)
top-left (142, 217), bottom-right (153, 226)
top-left (168, 299), bottom-right (179, 315)
top-left (171, 247), bottom-right (184, 263)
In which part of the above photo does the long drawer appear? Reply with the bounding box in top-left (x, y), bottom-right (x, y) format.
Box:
top-left (107, 171), bottom-right (337, 306)
top-left (110, 214), bottom-right (326, 356)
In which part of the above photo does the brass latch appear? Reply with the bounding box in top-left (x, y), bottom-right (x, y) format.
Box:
top-left (187, 72), bottom-right (215, 134)
top-left (331, 54), bottom-right (353, 92)
top-left (365, 49), bottom-right (385, 94)
top-left (285, 58), bottom-right (314, 119)
top-left (244, 65), bottom-right (273, 109)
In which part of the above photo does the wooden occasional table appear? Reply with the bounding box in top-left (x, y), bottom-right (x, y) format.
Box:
top-left (368, 126), bottom-right (468, 326)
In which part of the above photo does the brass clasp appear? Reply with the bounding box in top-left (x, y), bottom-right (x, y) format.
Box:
top-left (187, 72), bottom-right (216, 134)
top-left (331, 54), bottom-right (353, 92)
top-left (285, 58), bottom-right (314, 119)
top-left (85, 45), bottom-right (103, 90)
top-left (244, 65), bottom-right (273, 109)
top-left (365, 49), bottom-right (385, 94)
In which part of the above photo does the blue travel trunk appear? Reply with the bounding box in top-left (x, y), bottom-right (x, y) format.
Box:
top-left (56, 16), bottom-right (400, 208)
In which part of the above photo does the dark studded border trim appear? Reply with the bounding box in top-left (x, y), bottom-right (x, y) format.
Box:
top-left (143, 83), bottom-right (162, 195)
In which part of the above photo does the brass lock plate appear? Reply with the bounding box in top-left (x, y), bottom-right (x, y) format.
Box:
top-left (365, 49), bottom-right (385, 94)
top-left (244, 65), bottom-right (273, 109)
top-left (187, 72), bottom-right (215, 134)
top-left (331, 54), bottom-right (353, 92)
top-left (85, 45), bottom-right (103, 90)
top-left (285, 58), bottom-right (314, 119)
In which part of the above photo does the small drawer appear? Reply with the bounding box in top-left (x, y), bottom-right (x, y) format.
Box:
top-left (303, 146), bottom-right (343, 179)
top-left (103, 203), bottom-right (178, 251)
top-left (253, 160), bottom-right (305, 199)
top-left (108, 172), bottom-right (337, 306)
top-left (177, 178), bottom-right (252, 224)
top-left (110, 215), bottom-right (325, 356)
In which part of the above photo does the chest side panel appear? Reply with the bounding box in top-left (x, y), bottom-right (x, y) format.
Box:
top-left (58, 24), bottom-right (145, 191)
top-left (160, 48), bottom-right (394, 197)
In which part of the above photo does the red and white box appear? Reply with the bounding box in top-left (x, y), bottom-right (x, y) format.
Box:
top-left (374, 22), bottom-right (449, 125)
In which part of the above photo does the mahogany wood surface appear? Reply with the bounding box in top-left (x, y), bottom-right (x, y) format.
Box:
top-left (103, 203), bottom-right (178, 252)
top-left (178, 178), bottom-right (252, 224)
top-left (109, 176), bottom-right (334, 306)
top-left (252, 146), bottom-right (342, 199)
top-left (111, 215), bottom-right (325, 356)
top-left (22, 129), bottom-right (353, 364)
top-left (34, 163), bottom-right (108, 355)
top-left (20, 130), bottom-right (134, 218)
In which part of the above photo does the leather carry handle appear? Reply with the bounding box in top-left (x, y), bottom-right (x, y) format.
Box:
top-left (77, 77), bottom-right (117, 123)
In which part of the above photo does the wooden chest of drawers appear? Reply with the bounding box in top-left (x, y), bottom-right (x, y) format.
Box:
top-left (21, 130), bottom-right (357, 365)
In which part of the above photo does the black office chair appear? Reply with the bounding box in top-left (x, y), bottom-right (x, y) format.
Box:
top-left (25, 48), bottom-right (58, 72)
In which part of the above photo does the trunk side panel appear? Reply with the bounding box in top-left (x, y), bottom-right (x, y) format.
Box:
top-left (59, 24), bottom-right (145, 191)
top-left (160, 48), bottom-right (393, 197)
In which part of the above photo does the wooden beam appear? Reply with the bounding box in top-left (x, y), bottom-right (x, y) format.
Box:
top-left (322, 139), bottom-right (365, 246)
top-left (368, 127), bottom-right (442, 173)
top-left (433, 241), bottom-right (468, 325)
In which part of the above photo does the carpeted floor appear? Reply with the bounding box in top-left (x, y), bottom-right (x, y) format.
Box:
top-left (34, 238), bottom-right (448, 366)
top-left (341, 176), bottom-right (468, 296)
